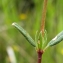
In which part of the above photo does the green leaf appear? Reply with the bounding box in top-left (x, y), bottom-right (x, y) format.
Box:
top-left (35, 31), bottom-right (43, 50)
top-left (38, 31), bottom-right (43, 49)
top-left (42, 30), bottom-right (47, 49)
top-left (47, 31), bottom-right (63, 47)
top-left (35, 31), bottom-right (39, 48)
top-left (12, 22), bottom-right (36, 47)
top-left (35, 30), bottom-right (47, 50)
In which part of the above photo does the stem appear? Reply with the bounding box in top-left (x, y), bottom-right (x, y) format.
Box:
top-left (37, 0), bottom-right (48, 63)
top-left (41, 0), bottom-right (48, 36)
top-left (37, 50), bottom-right (43, 63)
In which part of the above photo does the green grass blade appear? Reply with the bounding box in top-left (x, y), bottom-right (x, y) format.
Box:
top-left (12, 22), bottom-right (36, 47)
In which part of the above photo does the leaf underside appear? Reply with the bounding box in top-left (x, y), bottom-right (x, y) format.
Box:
top-left (12, 22), bottom-right (36, 47)
top-left (47, 31), bottom-right (63, 47)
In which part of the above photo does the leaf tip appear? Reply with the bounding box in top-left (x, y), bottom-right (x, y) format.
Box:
top-left (52, 36), bottom-right (57, 41)
top-left (12, 22), bottom-right (16, 26)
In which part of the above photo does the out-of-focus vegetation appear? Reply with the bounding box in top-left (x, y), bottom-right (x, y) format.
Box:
top-left (0, 0), bottom-right (63, 63)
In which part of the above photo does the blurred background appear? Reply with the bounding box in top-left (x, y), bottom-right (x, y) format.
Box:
top-left (0, 0), bottom-right (63, 63)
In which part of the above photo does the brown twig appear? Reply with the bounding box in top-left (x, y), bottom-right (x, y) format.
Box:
top-left (40, 0), bottom-right (48, 36)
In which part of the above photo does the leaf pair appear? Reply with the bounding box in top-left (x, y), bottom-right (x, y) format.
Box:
top-left (12, 22), bottom-right (63, 51)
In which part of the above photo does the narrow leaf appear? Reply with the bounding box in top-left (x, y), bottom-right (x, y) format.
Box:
top-left (47, 31), bottom-right (63, 47)
top-left (12, 22), bottom-right (36, 47)
top-left (38, 31), bottom-right (42, 49)
top-left (35, 31), bottom-right (39, 48)
top-left (42, 30), bottom-right (47, 49)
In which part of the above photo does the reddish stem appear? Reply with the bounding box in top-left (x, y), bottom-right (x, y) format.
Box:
top-left (41, 0), bottom-right (48, 36)
top-left (37, 0), bottom-right (48, 63)
top-left (37, 50), bottom-right (43, 63)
